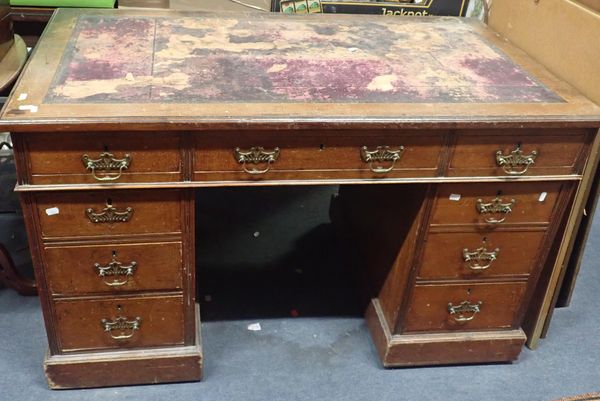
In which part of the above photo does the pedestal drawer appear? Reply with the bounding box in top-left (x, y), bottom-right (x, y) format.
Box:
top-left (54, 295), bottom-right (185, 352)
top-left (417, 230), bottom-right (547, 280)
top-left (44, 242), bottom-right (183, 295)
top-left (430, 182), bottom-right (563, 226)
top-left (25, 132), bottom-right (182, 185)
top-left (194, 130), bottom-right (445, 181)
top-left (448, 129), bottom-right (589, 177)
top-left (35, 190), bottom-right (182, 239)
top-left (403, 282), bottom-right (527, 333)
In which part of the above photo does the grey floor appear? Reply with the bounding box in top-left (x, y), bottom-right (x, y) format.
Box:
top-left (1, 187), bottom-right (599, 401)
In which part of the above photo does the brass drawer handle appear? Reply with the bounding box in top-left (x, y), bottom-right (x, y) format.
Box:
top-left (86, 200), bottom-right (133, 224)
top-left (360, 146), bottom-right (404, 173)
top-left (462, 246), bottom-right (499, 271)
top-left (94, 254), bottom-right (137, 287)
top-left (101, 316), bottom-right (141, 340)
top-left (496, 144), bottom-right (537, 175)
top-left (234, 146), bottom-right (280, 175)
top-left (448, 301), bottom-right (482, 323)
top-left (476, 196), bottom-right (515, 224)
top-left (82, 152), bottom-right (132, 181)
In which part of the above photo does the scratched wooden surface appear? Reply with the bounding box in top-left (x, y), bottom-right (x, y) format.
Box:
top-left (46, 14), bottom-right (561, 104)
top-left (2, 9), bottom-right (600, 130)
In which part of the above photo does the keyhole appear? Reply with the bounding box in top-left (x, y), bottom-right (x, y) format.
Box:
top-left (466, 288), bottom-right (472, 295)
top-left (319, 144), bottom-right (325, 151)
top-left (107, 198), bottom-right (112, 206)
top-left (496, 190), bottom-right (503, 197)
top-left (103, 145), bottom-right (109, 152)
top-left (482, 236), bottom-right (487, 244)
top-left (112, 250), bottom-right (117, 258)
top-left (116, 304), bottom-right (122, 312)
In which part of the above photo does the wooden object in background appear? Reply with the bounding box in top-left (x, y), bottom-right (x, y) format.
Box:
top-left (0, 0), bottom-right (32, 292)
top-left (0, 1), bottom-right (15, 58)
top-left (10, 7), bottom-right (53, 47)
top-left (1, 9), bottom-right (599, 388)
top-left (488, 0), bottom-right (600, 347)
top-left (0, 244), bottom-right (36, 295)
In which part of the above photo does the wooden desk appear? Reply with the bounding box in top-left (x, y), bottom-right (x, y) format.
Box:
top-left (1, 9), bottom-right (599, 389)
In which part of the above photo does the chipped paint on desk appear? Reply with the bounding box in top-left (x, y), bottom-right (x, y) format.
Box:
top-left (46, 15), bottom-right (562, 104)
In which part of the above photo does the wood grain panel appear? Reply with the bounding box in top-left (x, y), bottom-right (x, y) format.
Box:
top-left (430, 182), bottom-right (563, 226)
top-left (403, 282), bottom-right (527, 333)
top-left (45, 346), bottom-right (203, 389)
top-left (194, 131), bottom-right (445, 181)
top-left (26, 132), bottom-right (182, 185)
top-left (366, 299), bottom-right (526, 367)
top-left (54, 295), bottom-right (185, 352)
top-left (44, 242), bottom-right (183, 295)
top-left (35, 190), bottom-right (182, 239)
top-left (448, 129), bottom-right (589, 177)
top-left (417, 230), bottom-right (547, 280)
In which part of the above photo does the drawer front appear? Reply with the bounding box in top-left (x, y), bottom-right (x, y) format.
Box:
top-left (194, 131), bottom-right (445, 181)
top-left (430, 182), bottom-right (563, 226)
top-left (26, 132), bottom-right (182, 185)
top-left (403, 282), bottom-right (527, 333)
top-left (36, 190), bottom-right (182, 239)
top-left (417, 230), bottom-right (547, 280)
top-left (54, 295), bottom-right (185, 352)
top-left (448, 130), bottom-right (589, 177)
top-left (44, 242), bottom-right (183, 295)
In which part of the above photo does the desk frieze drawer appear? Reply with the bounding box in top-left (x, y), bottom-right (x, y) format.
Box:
top-left (402, 282), bottom-right (527, 333)
top-left (417, 230), bottom-right (546, 280)
top-left (54, 295), bottom-right (185, 353)
top-left (193, 131), bottom-right (445, 181)
top-left (35, 190), bottom-right (182, 239)
top-left (430, 182), bottom-right (563, 227)
top-left (448, 129), bottom-right (590, 177)
top-left (44, 242), bottom-right (183, 296)
top-left (23, 132), bottom-right (183, 185)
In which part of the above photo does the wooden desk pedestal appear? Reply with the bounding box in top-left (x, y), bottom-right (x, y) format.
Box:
top-left (2, 9), bottom-right (599, 389)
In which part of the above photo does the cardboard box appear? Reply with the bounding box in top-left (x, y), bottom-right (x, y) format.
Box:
top-left (488, 0), bottom-right (600, 106)
top-left (488, 0), bottom-right (600, 349)
top-left (578, 0), bottom-right (600, 12)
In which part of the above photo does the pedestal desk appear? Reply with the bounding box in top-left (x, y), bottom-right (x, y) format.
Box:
top-left (1, 9), bottom-right (599, 389)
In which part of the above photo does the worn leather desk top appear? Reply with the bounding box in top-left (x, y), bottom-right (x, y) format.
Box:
top-left (1, 8), bottom-right (599, 130)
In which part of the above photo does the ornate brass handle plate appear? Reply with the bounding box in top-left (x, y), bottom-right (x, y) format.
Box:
top-left (462, 246), bottom-right (499, 271)
top-left (495, 144), bottom-right (537, 175)
top-left (448, 300), bottom-right (482, 323)
top-left (360, 146), bottom-right (404, 173)
top-left (86, 201), bottom-right (133, 224)
top-left (101, 316), bottom-right (141, 340)
top-left (476, 196), bottom-right (515, 224)
top-left (82, 152), bottom-right (131, 181)
top-left (234, 147), bottom-right (280, 175)
top-left (94, 255), bottom-right (137, 287)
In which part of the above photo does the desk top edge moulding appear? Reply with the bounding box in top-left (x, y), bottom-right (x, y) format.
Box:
top-left (0, 8), bottom-right (600, 131)
top-left (2, 8), bottom-right (600, 390)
